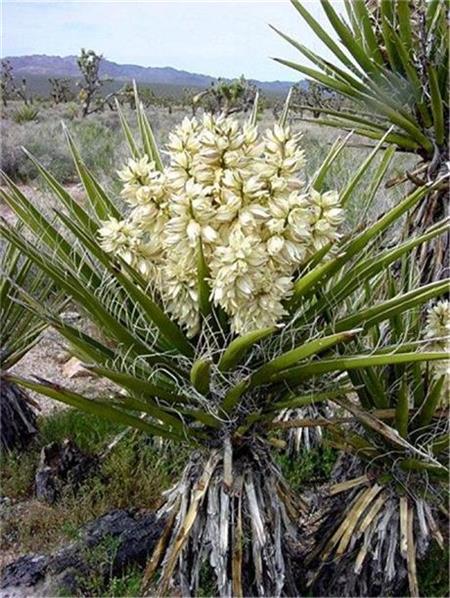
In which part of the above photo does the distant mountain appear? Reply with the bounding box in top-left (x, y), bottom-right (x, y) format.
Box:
top-left (5, 54), bottom-right (302, 96)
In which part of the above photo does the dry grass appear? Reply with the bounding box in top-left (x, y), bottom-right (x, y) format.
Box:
top-left (1, 100), bottom-right (415, 229)
top-left (0, 409), bottom-right (188, 558)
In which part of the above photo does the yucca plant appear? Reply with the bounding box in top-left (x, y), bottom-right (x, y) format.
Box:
top-left (0, 233), bottom-right (65, 450)
top-left (1, 91), bottom-right (448, 596)
top-left (273, 0), bottom-right (449, 281)
top-left (303, 291), bottom-right (449, 597)
top-left (13, 104), bottom-right (39, 124)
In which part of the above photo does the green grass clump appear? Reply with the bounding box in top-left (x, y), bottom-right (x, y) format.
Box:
top-left (1, 409), bottom-right (120, 500)
top-left (103, 566), bottom-right (143, 597)
top-left (0, 450), bottom-right (37, 499)
top-left (276, 446), bottom-right (337, 493)
top-left (52, 535), bottom-right (142, 597)
top-left (418, 541), bottom-right (450, 597)
top-left (39, 409), bottom-right (120, 453)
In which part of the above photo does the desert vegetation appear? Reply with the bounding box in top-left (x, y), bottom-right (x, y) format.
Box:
top-left (0, 1), bottom-right (448, 597)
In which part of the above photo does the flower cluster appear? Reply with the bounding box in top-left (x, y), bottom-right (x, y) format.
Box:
top-left (99, 114), bottom-right (344, 336)
top-left (425, 300), bottom-right (450, 378)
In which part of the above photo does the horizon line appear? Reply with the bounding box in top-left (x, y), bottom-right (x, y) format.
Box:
top-left (4, 53), bottom-right (303, 84)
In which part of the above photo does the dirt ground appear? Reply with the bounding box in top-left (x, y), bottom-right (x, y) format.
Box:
top-left (10, 324), bottom-right (118, 416)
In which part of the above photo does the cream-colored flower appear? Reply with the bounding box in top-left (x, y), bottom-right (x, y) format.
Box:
top-left (101, 113), bottom-right (344, 336)
top-left (167, 116), bottom-right (201, 155)
top-left (98, 216), bottom-right (155, 274)
top-left (165, 180), bottom-right (217, 249)
top-left (262, 125), bottom-right (305, 180)
top-left (98, 217), bottom-right (140, 254)
top-left (425, 300), bottom-right (450, 379)
top-left (425, 300), bottom-right (450, 341)
top-left (118, 157), bottom-right (168, 207)
top-left (263, 193), bottom-right (312, 266)
top-left (163, 253), bottom-right (200, 337)
top-left (117, 155), bottom-right (155, 185)
top-left (306, 189), bottom-right (344, 250)
top-left (210, 227), bottom-right (268, 313)
top-left (232, 270), bottom-right (292, 334)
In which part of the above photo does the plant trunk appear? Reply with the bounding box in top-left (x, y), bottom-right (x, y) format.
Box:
top-left (408, 188), bottom-right (449, 283)
top-left (274, 403), bottom-right (335, 455)
top-left (306, 455), bottom-right (445, 597)
top-left (142, 438), bottom-right (305, 597)
top-left (0, 378), bottom-right (37, 451)
top-left (406, 152), bottom-right (449, 283)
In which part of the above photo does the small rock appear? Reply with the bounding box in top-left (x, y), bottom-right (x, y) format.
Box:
top-left (0, 496), bottom-right (12, 517)
top-left (0, 510), bottom-right (164, 597)
top-left (62, 357), bottom-right (91, 379)
top-left (60, 311), bottom-right (80, 323)
top-left (0, 554), bottom-right (49, 596)
top-left (54, 351), bottom-right (71, 364)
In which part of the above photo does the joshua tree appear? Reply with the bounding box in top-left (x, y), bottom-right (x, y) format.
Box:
top-left (1, 94), bottom-right (447, 596)
top-left (193, 76), bottom-right (258, 116)
top-left (15, 78), bottom-right (32, 105)
top-left (76, 48), bottom-right (117, 117)
top-left (159, 96), bottom-right (174, 115)
top-left (1, 60), bottom-right (15, 107)
top-left (273, 83), bottom-right (345, 123)
top-left (77, 48), bottom-right (103, 116)
top-left (0, 231), bottom-right (65, 451)
top-left (49, 77), bottom-right (72, 105)
top-left (118, 82), bottom-right (158, 109)
top-left (182, 87), bottom-right (200, 116)
top-left (117, 82), bottom-right (136, 109)
top-left (291, 81), bottom-right (345, 118)
top-left (0, 60), bottom-right (32, 106)
top-left (274, 0), bottom-right (449, 281)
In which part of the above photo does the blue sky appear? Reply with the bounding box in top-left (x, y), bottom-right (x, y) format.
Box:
top-left (2, 1), bottom-right (343, 81)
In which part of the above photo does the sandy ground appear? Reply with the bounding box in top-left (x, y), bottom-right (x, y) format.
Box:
top-left (10, 324), bottom-right (118, 416)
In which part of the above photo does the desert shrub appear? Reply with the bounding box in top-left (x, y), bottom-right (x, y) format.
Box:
top-left (73, 120), bottom-right (117, 175)
top-left (1, 116), bottom-right (122, 183)
top-left (54, 101), bottom-right (80, 121)
top-left (1, 119), bottom-right (74, 182)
